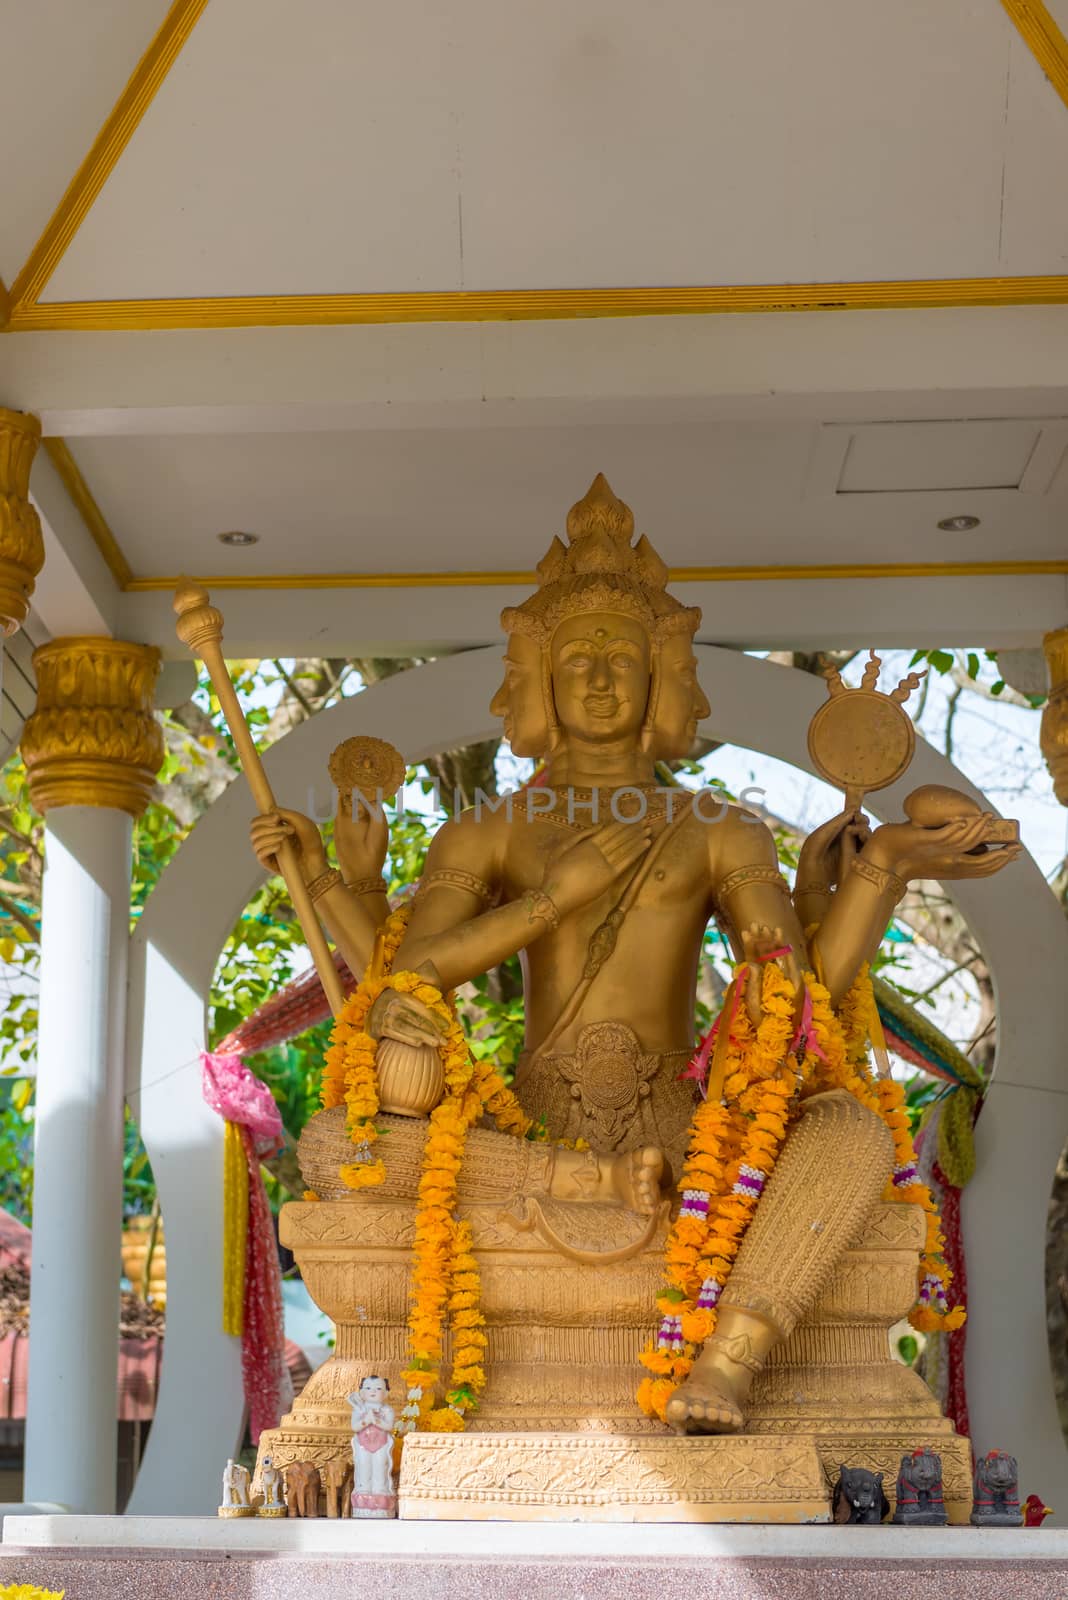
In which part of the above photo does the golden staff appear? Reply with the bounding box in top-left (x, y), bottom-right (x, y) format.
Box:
top-left (173, 579), bottom-right (346, 1017)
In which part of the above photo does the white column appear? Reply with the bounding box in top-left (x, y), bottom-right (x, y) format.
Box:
top-left (23, 808), bottom-right (132, 1511)
top-left (19, 636), bottom-right (162, 1512)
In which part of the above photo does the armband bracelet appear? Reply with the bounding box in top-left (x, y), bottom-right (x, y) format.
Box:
top-left (717, 864), bottom-right (789, 900)
top-left (525, 888), bottom-right (561, 932)
top-left (307, 867), bottom-right (343, 902)
top-left (795, 880), bottom-right (832, 900)
top-left (851, 856), bottom-right (907, 903)
top-left (344, 874), bottom-right (388, 897)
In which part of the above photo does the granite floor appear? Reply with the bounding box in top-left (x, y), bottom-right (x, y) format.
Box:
top-left (2, 1548), bottom-right (1067, 1599)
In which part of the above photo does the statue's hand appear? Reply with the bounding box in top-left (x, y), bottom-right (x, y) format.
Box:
top-left (796, 806), bottom-right (871, 891)
top-left (541, 819), bottom-right (652, 915)
top-left (866, 816), bottom-right (1022, 883)
top-left (740, 923), bottom-right (803, 1025)
top-left (249, 808), bottom-right (328, 881)
top-left (334, 795), bottom-right (389, 885)
top-left (367, 987), bottom-right (449, 1047)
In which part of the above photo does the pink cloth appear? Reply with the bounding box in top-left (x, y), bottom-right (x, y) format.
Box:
top-left (201, 1050), bottom-right (284, 1155)
top-left (200, 1051), bottom-right (288, 1442)
top-left (357, 1423), bottom-right (390, 1454)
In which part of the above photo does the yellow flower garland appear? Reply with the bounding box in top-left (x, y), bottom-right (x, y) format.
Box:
top-left (638, 959), bottom-right (965, 1421)
top-left (324, 909), bottom-right (559, 1433)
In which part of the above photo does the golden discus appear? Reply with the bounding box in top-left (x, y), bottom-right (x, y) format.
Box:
top-left (328, 736), bottom-right (406, 806)
top-left (807, 651), bottom-right (921, 801)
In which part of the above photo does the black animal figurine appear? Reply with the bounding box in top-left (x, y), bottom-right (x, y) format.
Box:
top-left (970, 1450), bottom-right (1022, 1527)
top-left (892, 1448), bottom-right (948, 1526)
top-left (833, 1464), bottom-right (890, 1525)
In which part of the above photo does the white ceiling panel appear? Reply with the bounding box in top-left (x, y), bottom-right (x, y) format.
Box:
top-left (0, 0), bottom-right (174, 286)
top-left (43, 0), bottom-right (1068, 301)
top-left (999, 26), bottom-right (1068, 273)
top-left (50, 417), bottom-right (1068, 587)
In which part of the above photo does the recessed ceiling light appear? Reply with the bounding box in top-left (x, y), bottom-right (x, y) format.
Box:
top-left (217, 530), bottom-right (259, 547)
top-left (937, 515), bottom-right (980, 532)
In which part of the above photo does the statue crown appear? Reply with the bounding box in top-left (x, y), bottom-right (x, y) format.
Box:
top-left (503, 474), bottom-right (696, 642)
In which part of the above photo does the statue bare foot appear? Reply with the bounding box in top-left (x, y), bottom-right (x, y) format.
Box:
top-left (665, 1368), bottom-right (746, 1435)
top-left (547, 1144), bottom-right (664, 1213)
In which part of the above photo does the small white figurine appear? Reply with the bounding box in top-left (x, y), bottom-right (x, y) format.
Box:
top-left (347, 1374), bottom-right (397, 1517)
top-left (218, 1456), bottom-right (253, 1518)
top-left (257, 1453), bottom-right (287, 1518)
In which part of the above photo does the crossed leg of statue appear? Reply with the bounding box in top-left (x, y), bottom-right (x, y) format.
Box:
top-left (666, 1089), bottom-right (894, 1434)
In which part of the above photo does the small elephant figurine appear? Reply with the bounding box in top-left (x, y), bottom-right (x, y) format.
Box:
top-left (892, 1448), bottom-right (947, 1526)
top-left (321, 1456), bottom-right (354, 1519)
top-left (283, 1460), bottom-right (322, 1518)
top-left (833, 1464), bottom-right (890, 1525)
top-left (971, 1450), bottom-right (1022, 1527)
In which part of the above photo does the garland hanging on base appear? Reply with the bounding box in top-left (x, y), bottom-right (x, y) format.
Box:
top-left (637, 961), bottom-right (965, 1423)
top-left (322, 905), bottom-right (576, 1433)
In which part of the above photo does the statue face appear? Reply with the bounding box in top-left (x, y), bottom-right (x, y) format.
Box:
top-left (361, 1376), bottom-right (387, 1403)
top-left (648, 634), bottom-right (709, 759)
top-left (490, 632), bottom-right (548, 756)
top-left (550, 612), bottom-right (651, 744)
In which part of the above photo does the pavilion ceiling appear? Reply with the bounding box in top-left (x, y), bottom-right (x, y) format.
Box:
top-left (2, 0), bottom-right (1068, 657)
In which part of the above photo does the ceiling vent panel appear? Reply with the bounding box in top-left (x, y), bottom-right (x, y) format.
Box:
top-left (836, 420), bottom-right (1040, 493)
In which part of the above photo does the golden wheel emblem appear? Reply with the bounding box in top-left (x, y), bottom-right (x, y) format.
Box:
top-left (807, 651), bottom-right (925, 808)
top-left (328, 736), bottom-right (406, 810)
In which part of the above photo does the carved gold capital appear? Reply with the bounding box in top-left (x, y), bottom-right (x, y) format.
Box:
top-left (0, 408), bottom-right (45, 635)
top-left (21, 637), bottom-right (164, 816)
top-left (1042, 627), bottom-right (1068, 806)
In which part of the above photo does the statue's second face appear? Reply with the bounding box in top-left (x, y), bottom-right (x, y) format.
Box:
top-left (550, 611), bottom-right (651, 745)
top-left (489, 631), bottom-right (547, 756)
top-left (649, 633), bottom-right (710, 759)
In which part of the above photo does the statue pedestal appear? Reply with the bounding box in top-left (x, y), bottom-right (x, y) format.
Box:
top-left (256, 1194), bottom-right (971, 1522)
top-left (398, 1432), bottom-right (831, 1522)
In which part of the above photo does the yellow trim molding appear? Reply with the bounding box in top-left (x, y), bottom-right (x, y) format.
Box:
top-left (1002, 0), bottom-right (1068, 110)
top-left (8, 0), bottom-right (210, 313)
top-left (126, 559), bottom-right (1068, 592)
top-left (8, 275), bottom-right (1068, 331)
top-left (42, 438), bottom-right (133, 588)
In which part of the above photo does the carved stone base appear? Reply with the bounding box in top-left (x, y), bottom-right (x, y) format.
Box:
top-left (398, 1431), bottom-right (832, 1523)
top-left (257, 1191), bottom-right (972, 1523)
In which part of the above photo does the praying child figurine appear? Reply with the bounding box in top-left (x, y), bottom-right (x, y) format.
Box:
top-left (348, 1374), bottom-right (397, 1518)
top-left (218, 1457), bottom-right (252, 1518)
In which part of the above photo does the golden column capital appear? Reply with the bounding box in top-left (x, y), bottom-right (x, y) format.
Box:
top-left (21, 637), bottom-right (164, 817)
top-left (1041, 626), bottom-right (1068, 806)
top-left (0, 408), bottom-right (45, 635)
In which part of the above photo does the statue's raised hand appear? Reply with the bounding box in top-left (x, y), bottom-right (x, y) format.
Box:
top-left (796, 806), bottom-right (871, 891)
top-left (334, 794), bottom-right (389, 886)
top-left (866, 814), bottom-right (1022, 883)
top-left (249, 808), bottom-right (328, 882)
top-left (541, 819), bottom-right (652, 916)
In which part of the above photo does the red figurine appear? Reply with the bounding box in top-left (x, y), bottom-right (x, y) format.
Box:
top-left (1023, 1494), bottom-right (1053, 1527)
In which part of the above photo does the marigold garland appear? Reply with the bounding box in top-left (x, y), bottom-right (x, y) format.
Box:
top-left (324, 908), bottom-right (567, 1435)
top-left (638, 959), bottom-right (965, 1421)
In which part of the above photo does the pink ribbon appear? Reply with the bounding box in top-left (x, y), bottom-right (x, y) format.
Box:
top-left (680, 966), bottom-right (749, 1096)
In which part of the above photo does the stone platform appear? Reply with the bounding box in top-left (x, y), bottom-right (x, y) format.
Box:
top-left (1, 1518), bottom-right (1066, 1600)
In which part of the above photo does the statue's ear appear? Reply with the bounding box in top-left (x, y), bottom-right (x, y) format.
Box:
top-left (874, 1473), bottom-right (884, 1489)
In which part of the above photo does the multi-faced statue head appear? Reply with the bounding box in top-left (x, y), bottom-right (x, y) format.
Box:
top-left (498, 475), bottom-right (704, 762)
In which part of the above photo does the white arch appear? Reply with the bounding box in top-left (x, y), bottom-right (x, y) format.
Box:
top-left (125, 645), bottom-right (1068, 1514)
